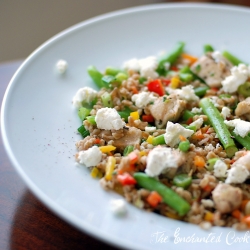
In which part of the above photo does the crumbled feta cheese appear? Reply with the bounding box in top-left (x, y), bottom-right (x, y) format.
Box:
top-left (211, 51), bottom-right (225, 62)
top-left (123, 56), bottom-right (159, 79)
top-left (95, 108), bottom-right (125, 130)
top-left (56, 59), bottom-right (68, 74)
top-left (189, 118), bottom-right (204, 130)
top-left (204, 143), bottom-right (215, 151)
top-left (164, 121), bottom-right (194, 147)
top-left (191, 107), bottom-right (202, 114)
top-left (224, 118), bottom-right (250, 137)
top-left (77, 146), bottom-right (102, 167)
top-left (110, 199), bottom-right (127, 216)
top-left (232, 151), bottom-right (250, 170)
top-left (225, 164), bottom-right (249, 184)
top-left (131, 92), bottom-right (157, 108)
top-left (201, 199), bottom-right (214, 208)
top-left (222, 64), bottom-right (250, 93)
top-left (213, 159), bottom-right (228, 178)
top-left (72, 87), bottom-right (97, 108)
top-left (167, 85), bottom-right (199, 102)
top-left (145, 126), bottom-right (156, 133)
top-left (221, 107), bottom-right (231, 120)
top-left (209, 96), bottom-right (220, 107)
top-left (145, 147), bottom-right (180, 177)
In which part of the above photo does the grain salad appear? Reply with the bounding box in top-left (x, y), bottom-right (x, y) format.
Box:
top-left (73, 42), bottom-right (250, 230)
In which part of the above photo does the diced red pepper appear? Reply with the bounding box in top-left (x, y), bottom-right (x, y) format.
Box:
top-left (128, 151), bottom-right (138, 165)
top-left (170, 66), bottom-right (179, 71)
top-left (186, 117), bottom-right (193, 125)
top-left (142, 114), bottom-right (155, 123)
top-left (146, 191), bottom-right (162, 208)
top-left (147, 79), bottom-right (165, 96)
top-left (94, 138), bottom-right (101, 144)
top-left (161, 79), bottom-right (171, 86)
top-left (117, 172), bottom-right (137, 185)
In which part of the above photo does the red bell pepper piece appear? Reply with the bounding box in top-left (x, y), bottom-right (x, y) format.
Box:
top-left (147, 79), bottom-right (165, 96)
top-left (117, 172), bottom-right (137, 185)
top-left (142, 114), bottom-right (155, 123)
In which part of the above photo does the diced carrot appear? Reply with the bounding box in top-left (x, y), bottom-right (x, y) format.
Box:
top-left (128, 151), bottom-right (138, 165)
top-left (179, 135), bottom-right (187, 141)
top-left (211, 87), bottom-right (219, 92)
top-left (131, 86), bottom-right (138, 94)
top-left (142, 114), bottom-right (154, 123)
top-left (241, 200), bottom-right (250, 210)
top-left (232, 209), bottom-right (242, 220)
top-left (94, 138), bottom-right (101, 144)
top-left (194, 155), bottom-right (206, 168)
top-left (241, 215), bottom-right (250, 227)
top-left (192, 130), bottom-right (204, 140)
top-left (201, 126), bottom-right (210, 134)
top-left (170, 66), bottom-right (179, 71)
top-left (204, 211), bottom-right (214, 222)
top-left (203, 185), bottom-right (212, 192)
top-left (181, 53), bottom-right (198, 65)
top-left (146, 191), bottom-right (162, 208)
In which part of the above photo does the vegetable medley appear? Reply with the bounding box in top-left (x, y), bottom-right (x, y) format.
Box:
top-left (72, 42), bottom-right (250, 230)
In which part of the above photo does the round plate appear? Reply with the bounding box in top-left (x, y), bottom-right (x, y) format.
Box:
top-left (2, 3), bottom-right (250, 250)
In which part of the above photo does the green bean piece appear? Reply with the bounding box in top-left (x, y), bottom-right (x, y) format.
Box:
top-left (86, 116), bottom-right (96, 125)
top-left (87, 65), bottom-right (104, 89)
top-left (115, 72), bottom-right (128, 82)
top-left (199, 98), bottom-right (238, 157)
top-left (77, 125), bottom-right (90, 138)
top-left (105, 67), bottom-right (123, 76)
top-left (219, 94), bottom-right (232, 99)
top-left (182, 110), bottom-right (195, 122)
top-left (231, 131), bottom-right (250, 150)
top-left (101, 92), bottom-right (113, 108)
top-left (173, 174), bottom-right (192, 189)
top-left (178, 141), bottom-right (190, 152)
top-left (222, 51), bottom-right (245, 66)
top-left (133, 173), bottom-right (190, 216)
top-left (194, 86), bottom-right (210, 97)
top-left (118, 107), bottom-right (132, 122)
top-left (156, 41), bottom-right (185, 75)
top-left (152, 134), bottom-right (165, 146)
top-left (78, 107), bottom-right (91, 121)
top-left (123, 145), bottom-right (134, 156)
top-left (102, 75), bottom-right (116, 88)
top-left (206, 158), bottom-right (218, 171)
top-left (203, 44), bottom-right (214, 53)
top-left (179, 73), bottom-right (193, 83)
top-left (238, 82), bottom-right (250, 97)
top-left (139, 77), bottom-right (147, 84)
top-left (180, 66), bottom-right (206, 84)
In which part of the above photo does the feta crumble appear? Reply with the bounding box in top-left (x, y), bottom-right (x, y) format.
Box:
top-left (164, 121), bottom-right (194, 147)
top-left (131, 92), bottom-right (157, 108)
top-left (222, 64), bottom-right (250, 93)
top-left (145, 147), bottom-right (181, 177)
top-left (167, 85), bottom-right (199, 102)
top-left (213, 159), bottom-right (228, 178)
top-left (225, 164), bottom-right (249, 184)
top-left (72, 87), bottom-right (97, 108)
top-left (145, 126), bottom-right (157, 133)
top-left (189, 118), bottom-right (204, 130)
top-left (95, 108), bottom-right (125, 130)
top-left (191, 107), bottom-right (202, 114)
top-left (221, 107), bottom-right (231, 120)
top-left (77, 146), bottom-right (102, 167)
top-left (56, 59), bottom-right (68, 74)
top-left (110, 199), bottom-right (127, 216)
top-left (224, 118), bottom-right (250, 137)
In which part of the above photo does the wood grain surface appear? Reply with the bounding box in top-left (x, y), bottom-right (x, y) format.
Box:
top-left (0, 61), bottom-right (120, 250)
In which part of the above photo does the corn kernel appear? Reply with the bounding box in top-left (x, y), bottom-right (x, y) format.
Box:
top-left (130, 111), bottom-right (140, 120)
top-left (105, 156), bottom-right (116, 181)
top-left (91, 167), bottom-right (100, 178)
top-left (204, 211), bottom-right (214, 222)
top-left (146, 135), bottom-right (154, 144)
top-left (99, 145), bottom-right (116, 153)
top-left (170, 76), bottom-right (180, 89)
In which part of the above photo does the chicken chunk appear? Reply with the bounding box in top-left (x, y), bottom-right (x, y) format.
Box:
top-left (191, 54), bottom-right (232, 88)
top-left (148, 94), bottom-right (186, 128)
top-left (112, 127), bottom-right (142, 151)
top-left (235, 97), bottom-right (250, 121)
top-left (212, 183), bottom-right (242, 213)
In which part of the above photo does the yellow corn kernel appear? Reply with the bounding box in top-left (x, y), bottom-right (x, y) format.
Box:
top-left (165, 212), bottom-right (180, 220)
top-left (139, 151), bottom-right (146, 157)
top-left (130, 111), bottom-right (140, 120)
top-left (99, 145), bottom-right (116, 153)
top-left (170, 76), bottom-right (180, 89)
top-left (146, 135), bottom-right (154, 144)
top-left (204, 211), bottom-right (214, 222)
top-left (90, 167), bottom-right (100, 178)
top-left (105, 156), bottom-right (116, 181)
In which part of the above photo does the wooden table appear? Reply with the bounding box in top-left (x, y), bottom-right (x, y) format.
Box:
top-left (0, 61), bottom-right (120, 250)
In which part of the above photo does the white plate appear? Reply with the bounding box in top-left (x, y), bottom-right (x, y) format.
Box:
top-left (2, 3), bottom-right (250, 250)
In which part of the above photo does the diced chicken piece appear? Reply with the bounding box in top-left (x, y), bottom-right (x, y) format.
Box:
top-left (232, 151), bottom-right (250, 171)
top-left (148, 94), bottom-right (186, 128)
top-left (112, 127), bottom-right (142, 151)
top-left (191, 54), bottom-right (232, 88)
top-left (235, 97), bottom-right (250, 121)
top-left (212, 183), bottom-right (242, 213)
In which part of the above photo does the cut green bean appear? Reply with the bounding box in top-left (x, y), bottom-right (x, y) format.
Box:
top-left (139, 77), bottom-right (147, 84)
top-left (102, 75), bottom-right (116, 87)
top-left (178, 140), bottom-right (190, 152)
top-left (180, 66), bottom-right (206, 84)
top-left (101, 92), bottom-right (113, 108)
top-left (133, 173), bottom-right (190, 216)
top-left (179, 73), bottom-right (193, 82)
top-left (157, 41), bottom-right (185, 75)
top-left (87, 65), bottom-right (105, 89)
top-left (123, 145), bottom-right (134, 156)
top-left (77, 125), bottom-right (90, 138)
top-left (152, 134), bottom-right (165, 146)
top-left (173, 174), bottom-right (192, 189)
top-left (86, 116), bottom-right (96, 125)
top-left (222, 51), bottom-right (245, 66)
top-left (105, 67), bottom-right (123, 76)
top-left (203, 44), bottom-right (214, 53)
top-left (115, 72), bottom-right (128, 82)
top-left (118, 107), bottom-right (132, 122)
top-left (182, 110), bottom-right (195, 122)
top-left (199, 98), bottom-right (238, 157)
top-left (194, 86), bottom-right (210, 97)
top-left (78, 107), bottom-right (91, 121)
top-left (231, 131), bottom-right (250, 150)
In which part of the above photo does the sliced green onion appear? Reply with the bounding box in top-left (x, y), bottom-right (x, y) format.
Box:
top-left (101, 92), bottom-right (113, 108)
top-left (86, 116), bottom-right (96, 125)
top-left (173, 174), bottom-right (192, 189)
top-left (77, 125), bottom-right (90, 138)
top-left (152, 134), bottom-right (165, 146)
top-left (78, 107), bottom-right (91, 121)
top-left (194, 86), bottom-right (209, 97)
top-left (123, 145), bottom-right (134, 156)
